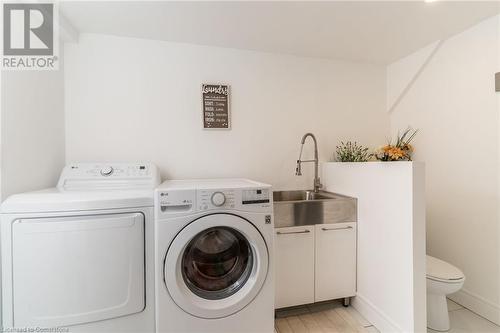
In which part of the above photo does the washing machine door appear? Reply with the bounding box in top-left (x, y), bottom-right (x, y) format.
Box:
top-left (164, 213), bottom-right (269, 319)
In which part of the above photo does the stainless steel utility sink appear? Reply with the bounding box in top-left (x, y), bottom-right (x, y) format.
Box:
top-left (273, 190), bottom-right (339, 202)
top-left (273, 190), bottom-right (357, 228)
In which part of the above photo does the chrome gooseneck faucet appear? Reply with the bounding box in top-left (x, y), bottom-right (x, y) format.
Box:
top-left (295, 133), bottom-right (322, 193)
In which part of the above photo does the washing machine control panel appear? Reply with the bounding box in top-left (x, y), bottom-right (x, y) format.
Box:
top-left (242, 189), bottom-right (270, 205)
top-left (196, 188), bottom-right (271, 211)
top-left (156, 183), bottom-right (272, 215)
top-left (198, 189), bottom-right (236, 211)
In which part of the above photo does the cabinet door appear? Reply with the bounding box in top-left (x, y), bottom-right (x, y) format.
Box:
top-left (274, 225), bottom-right (315, 309)
top-left (315, 223), bottom-right (356, 302)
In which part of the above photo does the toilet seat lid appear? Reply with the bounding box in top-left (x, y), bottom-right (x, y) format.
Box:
top-left (427, 255), bottom-right (464, 281)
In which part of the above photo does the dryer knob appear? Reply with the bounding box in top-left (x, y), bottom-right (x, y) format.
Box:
top-left (211, 192), bottom-right (226, 207)
top-left (100, 166), bottom-right (114, 176)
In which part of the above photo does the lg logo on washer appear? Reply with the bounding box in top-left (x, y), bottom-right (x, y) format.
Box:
top-left (2, 2), bottom-right (59, 70)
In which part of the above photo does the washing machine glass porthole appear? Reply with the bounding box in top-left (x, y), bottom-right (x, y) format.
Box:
top-left (181, 226), bottom-right (253, 300)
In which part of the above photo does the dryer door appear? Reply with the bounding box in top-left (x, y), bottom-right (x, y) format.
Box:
top-left (11, 212), bottom-right (145, 327)
top-left (164, 213), bottom-right (269, 319)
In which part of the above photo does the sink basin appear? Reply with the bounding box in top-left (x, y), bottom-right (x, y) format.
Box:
top-left (273, 190), bottom-right (357, 228)
top-left (273, 190), bottom-right (338, 202)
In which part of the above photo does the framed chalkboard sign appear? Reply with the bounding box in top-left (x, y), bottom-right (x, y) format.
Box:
top-left (202, 84), bottom-right (230, 129)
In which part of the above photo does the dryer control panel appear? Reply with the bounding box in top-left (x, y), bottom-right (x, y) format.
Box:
top-left (57, 163), bottom-right (161, 190)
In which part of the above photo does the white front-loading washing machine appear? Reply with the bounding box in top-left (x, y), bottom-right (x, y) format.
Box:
top-left (155, 179), bottom-right (274, 333)
top-left (1, 163), bottom-right (160, 332)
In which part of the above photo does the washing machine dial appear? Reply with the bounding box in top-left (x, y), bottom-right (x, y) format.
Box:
top-left (100, 166), bottom-right (114, 176)
top-left (211, 192), bottom-right (226, 207)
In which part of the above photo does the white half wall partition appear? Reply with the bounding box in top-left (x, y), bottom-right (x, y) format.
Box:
top-left (323, 162), bottom-right (426, 333)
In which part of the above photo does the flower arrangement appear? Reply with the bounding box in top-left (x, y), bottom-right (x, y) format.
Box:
top-left (375, 128), bottom-right (418, 161)
top-left (335, 141), bottom-right (370, 162)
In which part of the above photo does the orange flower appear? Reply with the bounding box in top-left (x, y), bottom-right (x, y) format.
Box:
top-left (382, 145), bottom-right (392, 153)
top-left (388, 147), bottom-right (404, 160)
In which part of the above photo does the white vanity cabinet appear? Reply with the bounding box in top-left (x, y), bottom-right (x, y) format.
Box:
top-left (274, 225), bottom-right (315, 308)
top-left (314, 222), bottom-right (356, 302)
top-left (274, 223), bottom-right (357, 309)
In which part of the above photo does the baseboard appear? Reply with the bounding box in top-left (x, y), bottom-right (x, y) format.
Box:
top-left (448, 288), bottom-right (500, 325)
top-left (352, 294), bottom-right (403, 333)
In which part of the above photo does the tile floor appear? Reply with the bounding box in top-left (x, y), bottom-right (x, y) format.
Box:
top-left (275, 299), bottom-right (500, 333)
top-left (275, 300), bottom-right (379, 332)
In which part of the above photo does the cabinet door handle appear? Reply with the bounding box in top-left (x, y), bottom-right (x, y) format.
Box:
top-left (321, 226), bottom-right (353, 231)
top-left (276, 229), bottom-right (310, 235)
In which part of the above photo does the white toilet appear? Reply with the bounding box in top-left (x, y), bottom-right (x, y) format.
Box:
top-left (426, 255), bottom-right (465, 331)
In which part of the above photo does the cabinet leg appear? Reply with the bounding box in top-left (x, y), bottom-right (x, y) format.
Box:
top-left (343, 297), bottom-right (350, 307)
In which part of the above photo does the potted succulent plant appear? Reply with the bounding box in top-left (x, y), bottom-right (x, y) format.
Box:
top-left (335, 141), bottom-right (370, 162)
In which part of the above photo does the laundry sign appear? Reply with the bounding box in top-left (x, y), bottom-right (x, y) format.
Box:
top-left (202, 84), bottom-right (230, 129)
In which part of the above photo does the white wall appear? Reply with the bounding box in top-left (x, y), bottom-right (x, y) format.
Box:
top-left (0, 50), bottom-right (66, 200)
top-left (388, 16), bottom-right (500, 323)
top-left (498, 15), bottom-right (500, 319)
top-left (64, 33), bottom-right (389, 190)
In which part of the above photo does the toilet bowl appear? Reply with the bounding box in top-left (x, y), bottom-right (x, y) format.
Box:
top-left (426, 255), bottom-right (465, 332)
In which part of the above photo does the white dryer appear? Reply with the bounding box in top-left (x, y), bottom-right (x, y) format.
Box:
top-left (155, 179), bottom-right (274, 333)
top-left (1, 163), bottom-right (160, 332)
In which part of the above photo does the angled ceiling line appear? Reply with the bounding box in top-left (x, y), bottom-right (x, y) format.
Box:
top-left (388, 39), bottom-right (445, 115)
